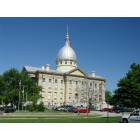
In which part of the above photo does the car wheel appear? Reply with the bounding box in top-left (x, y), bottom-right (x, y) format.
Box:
top-left (122, 119), bottom-right (128, 123)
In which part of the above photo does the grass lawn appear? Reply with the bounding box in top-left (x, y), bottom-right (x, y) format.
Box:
top-left (0, 117), bottom-right (121, 123)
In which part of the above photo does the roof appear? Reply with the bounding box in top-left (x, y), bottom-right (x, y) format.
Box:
top-left (23, 66), bottom-right (105, 81)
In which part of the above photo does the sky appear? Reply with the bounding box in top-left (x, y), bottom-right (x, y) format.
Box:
top-left (0, 17), bottom-right (140, 92)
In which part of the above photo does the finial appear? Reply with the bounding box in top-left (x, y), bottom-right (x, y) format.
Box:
top-left (66, 25), bottom-right (69, 39)
top-left (65, 25), bottom-right (70, 47)
top-left (66, 25), bottom-right (69, 35)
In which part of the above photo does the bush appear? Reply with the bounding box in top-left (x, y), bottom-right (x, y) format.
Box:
top-left (36, 102), bottom-right (46, 112)
top-left (26, 102), bottom-right (46, 112)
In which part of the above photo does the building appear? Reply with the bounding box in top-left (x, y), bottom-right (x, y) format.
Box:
top-left (23, 28), bottom-right (106, 109)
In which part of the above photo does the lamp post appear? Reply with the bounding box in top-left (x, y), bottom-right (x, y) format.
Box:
top-left (22, 86), bottom-right (25, 112)
top-left (106, 103), bottom-right (109, 123)
top-left (25, 87), bottom-right (28, 112)
top-left (52, 77), bottom-right (54, 109)
top-left (18, 80), bottom-right (21, 112)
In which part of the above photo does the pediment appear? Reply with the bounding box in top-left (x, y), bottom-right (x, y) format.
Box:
top-left (66, 68), bottom-right (87, 77)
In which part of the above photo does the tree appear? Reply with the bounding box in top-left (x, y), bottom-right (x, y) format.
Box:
top-left (105, 90), bottom-right (113, 105)
top-left (113, 63), bottom-right (140, 108)
top-left (0, 68), bottom-right (42, 110)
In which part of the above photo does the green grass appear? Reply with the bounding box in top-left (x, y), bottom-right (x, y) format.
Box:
top-left (0, 117), bottom-right (121, 123)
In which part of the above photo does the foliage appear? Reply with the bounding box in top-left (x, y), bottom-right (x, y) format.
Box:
top-left (26, 102), bottom-right (46, 112)
top-left (112, 63), bottom-right (140, 108)
top-left (0, 68), bottom-right (42, 110)
top-left (105, 90), bottom-right (113, 105)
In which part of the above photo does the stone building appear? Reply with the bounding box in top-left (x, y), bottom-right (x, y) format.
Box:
top-left (23, 29), bottom-right (106, 109)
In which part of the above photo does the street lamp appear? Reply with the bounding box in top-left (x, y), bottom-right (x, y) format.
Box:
top-left (52, 76), bottom-right (54, 109)
top-left (18, 80), bottom-right (21, 112)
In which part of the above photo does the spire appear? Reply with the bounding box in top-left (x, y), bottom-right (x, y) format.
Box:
top-left (65, 25), bottom-right (70, 47)
top-left (66, 25), bottom-right (69, 37)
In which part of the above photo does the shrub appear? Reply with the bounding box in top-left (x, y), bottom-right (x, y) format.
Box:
top-left (26, 102), bottom-right (46, 112)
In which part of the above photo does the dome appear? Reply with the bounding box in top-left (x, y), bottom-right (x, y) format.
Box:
top-left (57, 31), bottom-right (77, 61)
top-left (57, 45), bottom-right (77, 61)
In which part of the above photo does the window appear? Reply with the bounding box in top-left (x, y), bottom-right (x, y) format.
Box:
top-left (75, 93), bottom-right (78, 99)
top-left (54, 92), bottom-right (57, 96)
top-left (48, 87), bottom-right (51, 90)
top-left (69, 80), bottom-right (72, 84)
top-left (48, 95), bottom-right (51, 100)
top-left (42, 78), bottom-right (45, 82)
top-left (70, 61), bottom-right (72, 64)
top-left (95, 83), bottom-right (97, 88)
top-left (60, 61), bottom-right (62, 64)
top-left (61, 80), bottom-right (63, 84)
top-left (90, 83), bottom-right (92, 86)
top-left (65, 61), bottom-right (67, 64)
top-left (55, 79), bottom-right (57, 83)
top-left (76, 81), bottom-right (78, 85)
top-left (49, 79), bottom-right (52, 83)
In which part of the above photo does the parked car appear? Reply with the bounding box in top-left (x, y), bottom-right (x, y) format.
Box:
top-left (100, 108), bottom-right (112, 112)
top-left (55, 106), bottom-right (65, 111)
top-left (55, 105), bottom-right (73, 112)
top-left (122, 110), bottom-right (140, 123)
top-left (2, 106), bottom-right (16, 113)
top-left (112, 107), bottom-right (127, 113)
top-left (0, 107), bottom-right (4, 111)
top-left (72, 107), bottom-right (90, 113)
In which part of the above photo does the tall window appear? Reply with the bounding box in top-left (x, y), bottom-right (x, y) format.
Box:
top-left (55, 79), bottom-right (57, 83)
top-left (90, 83), bottom-right (92, 87)
top-left (42, 78), bottom-right (45, 82)
top-left (49, 79), bottom-right (52, 83)
top-left (61, 80), bottom-right (63, 84)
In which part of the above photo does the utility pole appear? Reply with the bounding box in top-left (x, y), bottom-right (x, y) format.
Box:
top-left (25, 87), bottom-right (28, 112)
top-left (18, 80), bottom-right (21, 112)
top-left (22, 86), bottom-right (25, 112)
top-left (52, 76), bottom-right (54, 109)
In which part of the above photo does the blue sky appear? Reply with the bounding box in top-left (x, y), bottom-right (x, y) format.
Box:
top-left (0, 17), bottom-right (140, 92)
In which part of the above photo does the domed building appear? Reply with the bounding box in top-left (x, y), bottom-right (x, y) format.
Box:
top-left (23, 28), bottom-right (106, 110)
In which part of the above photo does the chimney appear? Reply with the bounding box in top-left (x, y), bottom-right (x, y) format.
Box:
top-left (91, 71), bottom-right (96, 77)
top-left (44, 64), bottom-right (50, 71)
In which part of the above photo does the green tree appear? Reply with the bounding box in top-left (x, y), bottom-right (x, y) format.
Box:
top-left (0, 68), bottom-right (42, 110)
top-left (105, 90), bottom-right (113, 105)
top-left (113, 63), bottom-right (140, 108)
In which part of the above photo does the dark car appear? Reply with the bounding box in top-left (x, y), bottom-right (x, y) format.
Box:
top-left (0, 107), bottom-right (4, 112)
top-left (112, 107), bottom-right (127, 113)
top-left (4, 106), bottom-right (16, 113)
top-left (63, 105), bottom-right (73, 112)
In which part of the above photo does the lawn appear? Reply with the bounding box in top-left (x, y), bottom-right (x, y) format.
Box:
top-left (0, 117), bottom-right (121, 123)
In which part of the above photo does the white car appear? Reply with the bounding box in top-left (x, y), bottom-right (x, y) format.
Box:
top-left (122, 110), bottom-right (140, 123)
